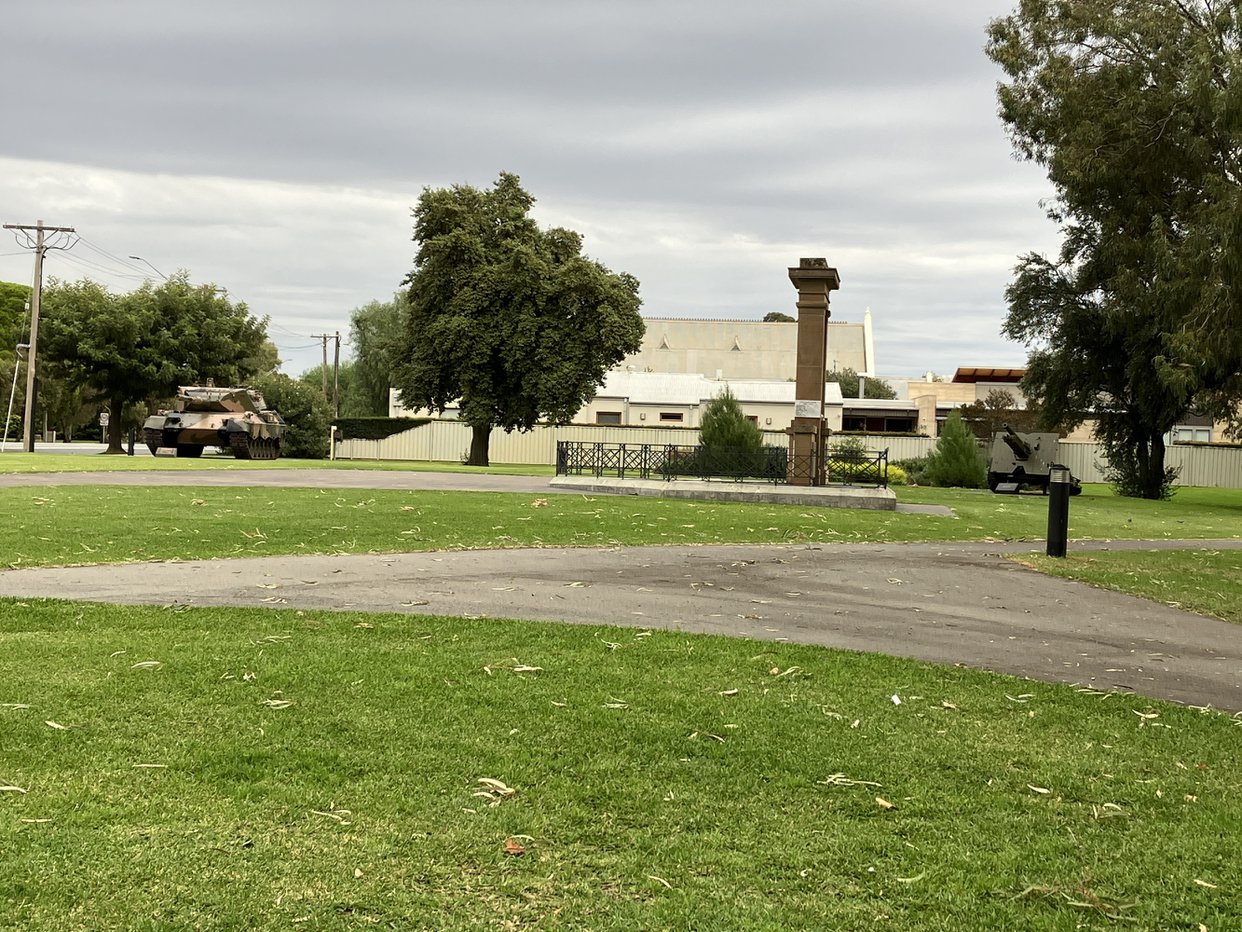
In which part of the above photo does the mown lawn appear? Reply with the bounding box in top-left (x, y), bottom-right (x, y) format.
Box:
top-left (1, 600), bottom-right (1238, 931)
top-left (1023, 548), bottom-right (1242, 624)
top-left (1, 485), bottom-right (1240, 572)
top-left (0, 452), bottom-right (554, 477)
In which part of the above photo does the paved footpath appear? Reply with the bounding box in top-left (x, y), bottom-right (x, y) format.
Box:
top-left (2, 535), bottom-right (1240, 711)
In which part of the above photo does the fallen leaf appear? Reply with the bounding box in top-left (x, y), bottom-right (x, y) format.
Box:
top-left (1194, 879), bottom-right (1217, 889)
top-left (876, 796), bottom-right (896, 810)
top-left (354, 868), bottom-right (363, 878)
top-left (1028, 784), bottom-right (1051, 795)
top-left (44, 721), bottom-right (69, 730)
top-left (504, 838), bottom-right (526, 856)
top-left (131, 660), bottom-right (162, 670)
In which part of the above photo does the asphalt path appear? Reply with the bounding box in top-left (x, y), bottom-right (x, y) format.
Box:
top-left (1, 465), bottom-right (1238, 709)
top-left (2, 537), bottom-right (1240, 711)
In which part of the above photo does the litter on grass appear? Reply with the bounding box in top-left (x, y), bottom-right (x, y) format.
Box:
top-left (473, 778), bottom-right (517, 806)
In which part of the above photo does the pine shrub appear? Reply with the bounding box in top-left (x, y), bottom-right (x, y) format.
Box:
top-left (924, 411), bottom-right (987, 488)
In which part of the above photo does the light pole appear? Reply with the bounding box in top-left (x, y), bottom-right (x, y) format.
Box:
top-left (128, 255), bottom-right (168, 281)
top-left (2, 344), bottom-right (29, 452)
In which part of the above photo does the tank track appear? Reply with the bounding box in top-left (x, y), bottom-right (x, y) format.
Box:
top-left (228, 432), bottom-right (281, 460)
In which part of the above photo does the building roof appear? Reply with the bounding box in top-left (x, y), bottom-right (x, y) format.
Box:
top-left (952, 367), bottom-right (1025, 383)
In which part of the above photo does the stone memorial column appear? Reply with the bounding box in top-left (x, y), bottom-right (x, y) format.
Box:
top-left (787, 258), bottom-right (840, 485)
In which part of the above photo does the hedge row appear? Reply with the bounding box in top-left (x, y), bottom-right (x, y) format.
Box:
top-left (333, 417), bottom-right (432, 441)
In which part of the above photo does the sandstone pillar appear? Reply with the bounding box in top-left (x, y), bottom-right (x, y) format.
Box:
top-left (787, 258), bottom-right (840, 485)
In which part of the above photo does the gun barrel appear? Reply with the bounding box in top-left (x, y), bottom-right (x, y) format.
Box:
top-left (1001, 427), bottom-right (1033, 460)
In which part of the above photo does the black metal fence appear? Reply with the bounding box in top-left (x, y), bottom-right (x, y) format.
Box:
top-left (555, 441), bottom-right (888, 488)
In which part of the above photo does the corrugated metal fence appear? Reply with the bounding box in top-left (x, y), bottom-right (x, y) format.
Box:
top-left (337, 421), bottom-right (1242, 488)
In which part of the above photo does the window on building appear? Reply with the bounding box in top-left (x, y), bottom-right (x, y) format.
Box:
top-left (745, 415), bottom-right (759, 425)
top-left (595, 411), bottom-right (622, 425)
top-left (659, 412), bottom-right (684, 423)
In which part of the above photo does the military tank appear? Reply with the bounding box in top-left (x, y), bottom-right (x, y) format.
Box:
top-left (988, 424), bottom-right (1081, 494)
top-left (143, 384), bottom-right (285, 459)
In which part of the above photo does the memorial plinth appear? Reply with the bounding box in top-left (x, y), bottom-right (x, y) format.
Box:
top-left (787, 258), bottom-right (840, 486)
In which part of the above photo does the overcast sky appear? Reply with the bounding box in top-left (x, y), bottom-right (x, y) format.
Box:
top-left (1, 0), bottom-right (1060, 379)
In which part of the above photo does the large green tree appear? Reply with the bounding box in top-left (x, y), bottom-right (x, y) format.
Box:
top-left (987, 0), bottom-right (1242, 498)
top-left (393, 173), bottom-right (645, 465)
top-left (40, 273), bottom-right (271, 453)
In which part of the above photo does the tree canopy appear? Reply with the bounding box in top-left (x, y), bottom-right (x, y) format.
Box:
top-left (40, 273), bottom-right (271, 452)
top-left (393, 172), bottom-right (645, 465)
top-left (987, 0), bottom-right (1242, 498)
top-left (957, 388), bottom-right (1045, 440)
top-left (762, 311), bottom-right (795, 323)
top-left (826, 366), bottom-right (898, 400)
top-left (348, 296), bottom-right (404, 416)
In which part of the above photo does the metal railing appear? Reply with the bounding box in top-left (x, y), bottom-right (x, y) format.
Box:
top-left (556, 441), bottom-right (889, 488)
top-left (826, 446), bottom-right (890, 488)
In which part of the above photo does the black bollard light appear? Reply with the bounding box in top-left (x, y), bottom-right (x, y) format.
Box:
top-left (1046, 465), bottom-right (1071, 557)
top-left (127, 427), bottom-right (136, 457)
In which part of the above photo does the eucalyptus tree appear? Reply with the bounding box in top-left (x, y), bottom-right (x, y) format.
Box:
top-left (988, 0), bottom-right (1242, 497)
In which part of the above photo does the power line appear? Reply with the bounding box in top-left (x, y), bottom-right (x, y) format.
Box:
top-left (46, 250), bottom-right (147, 281)
top-left (75, 237), bottom-right (153, 276)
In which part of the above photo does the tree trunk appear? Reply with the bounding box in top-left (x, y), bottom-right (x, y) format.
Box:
top-left (465, 423), bottom-right (491, 467)
top-left (104, 398), bottom-right (125, 454)
top-left (1139, 431), bottom-right (1167, 500)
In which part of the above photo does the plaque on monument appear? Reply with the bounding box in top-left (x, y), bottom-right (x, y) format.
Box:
top-left (794, 399), bottom-right (822, 419)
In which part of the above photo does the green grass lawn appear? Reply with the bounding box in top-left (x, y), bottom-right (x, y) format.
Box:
top-left (1023, 548), bottom-right (1242, 624)
top-left (1, 484), bottom-right (1239, 572)
top-left (0, 452), bottom-right (553, 477)
top-left (1, 599), bottom-right (1237, 931)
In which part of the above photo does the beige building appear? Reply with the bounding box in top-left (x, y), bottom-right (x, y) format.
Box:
top-left (579, 371), bottom-right (844, 432)
top-left (621, 311), bottom-right (874, 381)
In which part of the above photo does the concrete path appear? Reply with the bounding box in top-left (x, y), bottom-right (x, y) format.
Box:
top-left (2, 538), bottom-right (1240, 711)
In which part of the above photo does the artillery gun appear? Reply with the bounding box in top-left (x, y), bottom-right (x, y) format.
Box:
top-left (988, 424), bottom-right (1081, 494)
top-left (143, 384), bottom-right (285, 459)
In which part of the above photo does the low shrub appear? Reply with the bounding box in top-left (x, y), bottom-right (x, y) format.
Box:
top-left (895, 456), bottom-right (930, 486)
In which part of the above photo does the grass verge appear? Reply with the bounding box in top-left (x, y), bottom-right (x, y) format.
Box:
top-left (1, 485), bottom-right (1239, 571)
top-left (1, 599), bottom-right (1238, 930)
top-left (0, 453), bottom-right (553, 477)
top-left (1022, 548), bottom-right (1242, 624)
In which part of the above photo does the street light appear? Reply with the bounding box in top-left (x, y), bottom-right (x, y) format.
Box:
top-left (2, 344), bottom-right (32, 452)
top-left (128, 255), bottom-right (168, 281)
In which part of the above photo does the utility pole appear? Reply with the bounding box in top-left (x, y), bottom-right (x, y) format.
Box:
top-left (312, 333), bottom-right (330, 400)
top-left (332, 331), bottom-right (341, 417)
top-left (2, 220), bottom-right (76, 452)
